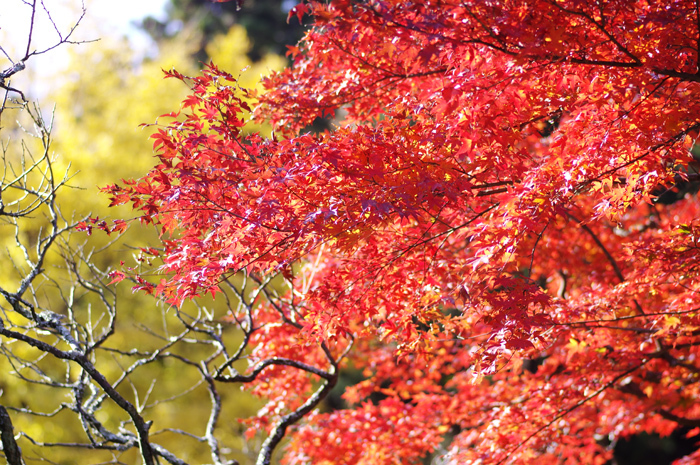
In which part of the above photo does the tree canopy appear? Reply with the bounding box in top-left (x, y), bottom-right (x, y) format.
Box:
top-left (47, 0), bottom-right (700, 463)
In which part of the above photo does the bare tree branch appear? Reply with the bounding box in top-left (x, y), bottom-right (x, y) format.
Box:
top-left (0, 406), bottom-right (25, 465)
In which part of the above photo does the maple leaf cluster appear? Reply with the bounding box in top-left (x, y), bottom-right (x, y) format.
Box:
top-left (108, 1), bottom-right (700, 463)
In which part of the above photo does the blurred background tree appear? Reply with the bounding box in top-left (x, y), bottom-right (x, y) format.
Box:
top-left (0, 0), bottom-right (290, 463)
top-left (140, 0), bottom-right (308, 62)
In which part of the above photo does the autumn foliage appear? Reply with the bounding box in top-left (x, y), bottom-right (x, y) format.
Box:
top-left (107, 0), bottom-right (700, 463)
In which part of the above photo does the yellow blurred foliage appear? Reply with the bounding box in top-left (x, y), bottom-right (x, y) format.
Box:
top-left (0, 23), bottom-right (284, 464)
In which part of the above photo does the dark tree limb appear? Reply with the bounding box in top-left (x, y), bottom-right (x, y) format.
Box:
top-left (0, 405), bottom-right (25, 465)
top-left (255, 373), bottom-right (338, 465)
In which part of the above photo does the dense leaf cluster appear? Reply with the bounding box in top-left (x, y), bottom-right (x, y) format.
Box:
top-left (110, 1), bottom-right (700, 463)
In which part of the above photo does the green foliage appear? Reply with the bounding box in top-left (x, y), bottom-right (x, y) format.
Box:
top-left (141, 0), bottom-right (307, 61)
